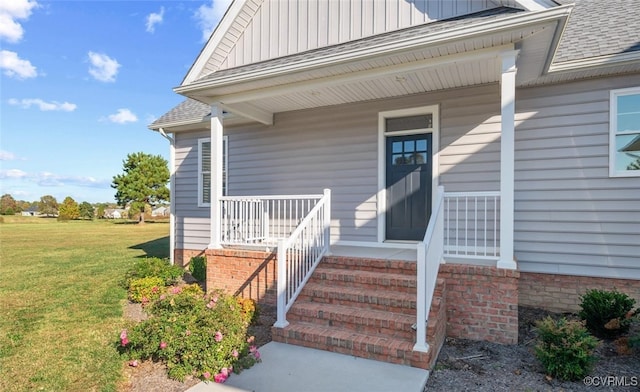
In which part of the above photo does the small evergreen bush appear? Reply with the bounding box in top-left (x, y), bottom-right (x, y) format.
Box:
top-left (119, 288), bottom-right (260, 382)
top-left (579, 289), bottom-right (636, 338)
top-left (189, 256), bottom-right (206, 283)
top-left (128, 276), bottom-right (165, 303)
top-left (535, 317), bottom-right (599, 381)
top-left (124, 257), bottom-right (183, 287)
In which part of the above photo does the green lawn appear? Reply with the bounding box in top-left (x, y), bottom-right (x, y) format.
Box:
top-left (0, 217), bottom-right (169, 392)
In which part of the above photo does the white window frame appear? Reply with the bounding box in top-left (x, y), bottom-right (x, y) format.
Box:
top-left (198, 136), bottom-right (228, 207)
top-left (377, 105), bottom-right (440, 242)
top-left (610, 87), bottom-right (640, 178)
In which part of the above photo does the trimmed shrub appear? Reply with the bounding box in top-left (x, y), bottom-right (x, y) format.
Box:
top-left (128, 276), bottom-right (165, 303)
top-left (535, 317), bottom-right (599, 381)
top-left (124, 257), bottom-right (183, 287)
top-left (120, 288), bottom-right (260, 382)
top-left (579, 289), bottom-right (636, 338)
top-left (188, 256), bottom-right (206, 283)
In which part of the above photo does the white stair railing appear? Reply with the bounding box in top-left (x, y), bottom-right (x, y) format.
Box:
top-left (274, 189), bottom-right (331, 328)
top-left (220, 194), bottom-right (323, 246)
top-left (414, 185), bottom-right (445, 353)
top-left (443, 191), bottom-right (501, 259)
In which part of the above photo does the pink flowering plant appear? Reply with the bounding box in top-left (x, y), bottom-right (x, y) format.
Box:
top-left (119, 287), bottom-right (260, 382)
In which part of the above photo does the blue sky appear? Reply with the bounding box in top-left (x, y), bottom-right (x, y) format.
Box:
top-left (1, 0), bottom-right (231, 203)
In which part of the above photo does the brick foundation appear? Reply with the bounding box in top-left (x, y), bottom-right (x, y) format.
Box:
top-left (174, 249), bottom-right (206, 268)
top-left (204, 248), bottom-right (277, 306)
top-left (439, 264), bottom-right (520, 344)
top-left (519, 272), bottom-right (640, 313)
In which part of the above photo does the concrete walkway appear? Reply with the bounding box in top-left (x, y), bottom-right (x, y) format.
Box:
top-left (187, 342), bottom-right (429, 392)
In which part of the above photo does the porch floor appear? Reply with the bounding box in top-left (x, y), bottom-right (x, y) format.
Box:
top-left (186, 342), bottom-right (429, 392)
top-left (330, 244), bottom-right (417, 262)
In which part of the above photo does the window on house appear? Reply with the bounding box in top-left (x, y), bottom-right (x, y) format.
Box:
top-left (610, 87), bottom-right (640, 177)
top-left (198, 136), bottom-right (228, 206)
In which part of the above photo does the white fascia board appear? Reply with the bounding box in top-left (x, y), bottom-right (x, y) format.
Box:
top-left (148, 118), bottom-right (205, 131)
top-left (176, 5), bottom-right (572, 95)
top-left (548, 51), bottom-right (640, 73)
top-left (182, 0), bottom-right (246, 86)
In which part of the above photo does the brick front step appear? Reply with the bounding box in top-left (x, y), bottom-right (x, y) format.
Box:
top-left (321, 256), bottom-right (417, 274)
top-left (271, 322), bottom-right (435, 368)
top-left (309, 267), bottom-right (417, 293)
top-left (297, 282), bottom-right (417, 315)
top-left (272, 256), bottom-right (447, 370)
top-left (287, 302), bottom-right (417, 340)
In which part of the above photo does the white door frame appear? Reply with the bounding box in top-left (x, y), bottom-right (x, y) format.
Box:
top-left (377, 105), bottom-right (440, 243)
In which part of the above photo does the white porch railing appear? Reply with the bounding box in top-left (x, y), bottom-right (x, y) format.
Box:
top-left (274, 189), bottom-right (331, 328)
top-left (220, 193), bottom-right (324, 246)
top-left (414, 186), bottom-right (445, 352)
top-left (443, 191), bottom-right (501, 260)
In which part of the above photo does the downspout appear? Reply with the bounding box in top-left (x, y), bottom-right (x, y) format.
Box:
top-left (158, 128), bottom-right (176, 265)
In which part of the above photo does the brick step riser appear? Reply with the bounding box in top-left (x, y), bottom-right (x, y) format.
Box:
top-left (286, 312), bottom-right (417, 341)
top-left (271, 327), bottom-right (436, 369)
top-left (286, 299), bottom-right (443, 341)
top-left (271, 328), bottom-right (414, 366)
top-left (308, 275), bottom-right (417, 294)
top-left (296, 291), bottom-right (417, 315)
top-left (320, 257), bottom-right (417, 274)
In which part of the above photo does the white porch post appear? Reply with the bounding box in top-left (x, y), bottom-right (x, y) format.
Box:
top-left (497, 51), bottom-right (518, 270)
top-left (208, 104), bottom-right (223, 249)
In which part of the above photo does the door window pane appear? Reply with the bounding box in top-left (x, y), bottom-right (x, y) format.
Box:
top-left (404, 140), bottom-right (415, 152)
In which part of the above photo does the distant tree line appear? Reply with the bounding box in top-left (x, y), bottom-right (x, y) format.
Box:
top-left (1, 151), bottom-right (170, 223)
top-left (0, 193), bottom-right (114, 221)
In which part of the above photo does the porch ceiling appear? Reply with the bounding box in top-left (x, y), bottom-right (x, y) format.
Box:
top-left (175, 7), bottom-right (570, 126)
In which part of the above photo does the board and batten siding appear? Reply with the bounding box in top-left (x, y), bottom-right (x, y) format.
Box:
top-left (173, 84), bottom-right (501, 249)
top-left (514, 74), bottom-right (640, 279)
top-left (209, 0), bottom-right (495, 73)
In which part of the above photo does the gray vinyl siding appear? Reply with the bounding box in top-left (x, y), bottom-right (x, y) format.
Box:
top-left (173, 75), bottom-right (640, 279)
top-left (173, 84), bottom-right (501, 247)
top-left (175, 130), bottom-right (210, 249)
top-left (514, 74), bottom-right (640, 279)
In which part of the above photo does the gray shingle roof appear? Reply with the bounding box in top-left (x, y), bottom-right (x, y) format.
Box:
top-left (553, 0), bottom-right (640, 63)
top-left (150, 98), bottom-right (210, 129)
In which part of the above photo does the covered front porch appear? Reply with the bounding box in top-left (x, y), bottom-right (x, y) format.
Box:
top-left (165, 6), bottom-right (570, 367)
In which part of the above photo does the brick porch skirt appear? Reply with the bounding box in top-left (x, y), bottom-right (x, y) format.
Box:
top-left (175, 248), bottom-right (526, 344)
top-left (177, 247), bottom-right (640, 345)
top-left (439, 264), bottom-right (520, 344)
top-left (519, 272), bottom-right (640, 313)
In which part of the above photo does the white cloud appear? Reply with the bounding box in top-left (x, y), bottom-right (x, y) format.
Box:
top-left (0, 169), bottom-right (109, 188)
top-left (194, 0), bottom-right (232, 42)
top-left (0, 50), bottom-right (37, 79)
top-left (0, 0), bottom-right (38, 43)
top-left (87, 51), bottom-right (120, 82)
top-left (146, 6), bottom-right (164, 33)
top-left (0, 169), bottom-right (28, 179)
top-left (8, 98), bottom-right (77, 112)
top-left (107, 108), bottom-right (138, 124)
top-left (0, 150), bottom-right (16, 161)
